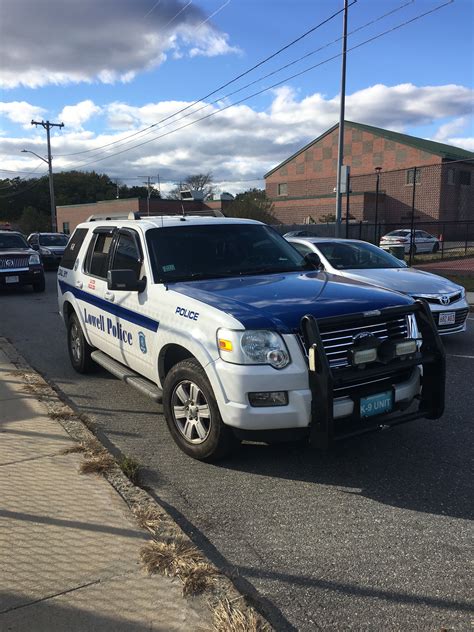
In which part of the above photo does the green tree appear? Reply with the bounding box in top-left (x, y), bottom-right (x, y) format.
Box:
top-left (18, 206), bottom-right (50, 234)
top-left (226, 189), bottom-right (278, 224)
top-left (168, 173), bottom-right (215, 200)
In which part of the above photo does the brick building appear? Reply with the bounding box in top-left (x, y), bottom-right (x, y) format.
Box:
top-left (56, 197), bottom-right (229, 234)
top-left (265, 121), bottom-right (474, 225)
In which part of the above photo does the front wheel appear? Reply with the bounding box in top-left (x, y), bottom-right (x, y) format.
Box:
top-left (162, 359), bottom-right (238, 461)
top-left (67, 312), bottom-right (95, 373)
top-left (32, 277), bottom-right (45, 292)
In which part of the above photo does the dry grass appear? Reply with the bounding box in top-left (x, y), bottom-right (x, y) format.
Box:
top-left (80, 451), bottom-right (115, 475)
top-left (133, 505), bottom-right (164, 533)
top-left (182, 563), bottom-right (218, 597)
top-left (211, 598), bottom-right (271, 632)
top-left (119, 455), bottom-right (140, 485)
top-left (49, 410), bottom-right (77, 422)
top-left (141, 538), bottom-right (218, 595)
top-left (60, 444), bottom-right (87, 455)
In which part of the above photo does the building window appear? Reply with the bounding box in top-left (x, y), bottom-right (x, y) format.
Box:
top-left (278, 183), bottom-right (288, 196)
top-left (62, 222), bottom-right (70, 234)
top-left (459, 170), bottom-right (471, 186)
top-left (447, 168), bottom-right (455, 185)
top-left (406, 168), bottom-right (421, 185)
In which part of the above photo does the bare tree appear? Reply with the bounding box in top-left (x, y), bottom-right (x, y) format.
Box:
top-left (167, 173), bottom-right (215, 200)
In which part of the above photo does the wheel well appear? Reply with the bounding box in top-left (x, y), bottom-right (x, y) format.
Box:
top-left (63, 301), bottom-right (75, 324)
top-left (159, 344), bottom-right (195, 383)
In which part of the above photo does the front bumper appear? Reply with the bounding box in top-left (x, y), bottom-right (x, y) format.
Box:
top-left (427, 300), bottom-right (469, 335)
top-left (41, 253), bottom-right (63, 268)
top-left (209, 301), bottom-right (444, 441)
top-left (0, 266), bottom-right (44, 288)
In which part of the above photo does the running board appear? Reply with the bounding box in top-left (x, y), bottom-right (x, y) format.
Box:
top-left (91, 350), bottom-right (162, 403)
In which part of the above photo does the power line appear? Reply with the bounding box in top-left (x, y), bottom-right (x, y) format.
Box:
top-left (72, 0), bottom-right (414, 165)
top-left (56, 3), bottom-right (355, 158)
top-left (68, 0), bottom-right (453, 171)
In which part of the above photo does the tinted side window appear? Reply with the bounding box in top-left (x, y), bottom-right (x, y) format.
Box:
top-left (60, 228), bottom-right (88, 270)
top-left (85, 233), bottom-right (114, 279)
top-left (111, 232), bottom-right (142, 277)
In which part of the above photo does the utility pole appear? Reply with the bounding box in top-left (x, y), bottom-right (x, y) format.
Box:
top-left (30, 120), bottom-right (64, 232)
top-left (335, 0), bottom-right (348, 238)
top-left (140, 175), bottom-right (156, 215)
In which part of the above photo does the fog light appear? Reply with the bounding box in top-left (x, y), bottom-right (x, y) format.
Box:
top-left (351, 347), bottom-right (378, 366)
top-left (248, 391), bottom-right (288, 407)
top-left (395, 339), bottom-right (417, 357)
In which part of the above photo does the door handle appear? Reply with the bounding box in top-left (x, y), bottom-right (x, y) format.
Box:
top-left (104, 291), bottom-right (115, 302)
top-left (75, 280), bottom-right (83, 289)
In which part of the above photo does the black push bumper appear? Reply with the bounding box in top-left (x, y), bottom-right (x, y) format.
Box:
top-left (300, 300), bottom-right (445, 448)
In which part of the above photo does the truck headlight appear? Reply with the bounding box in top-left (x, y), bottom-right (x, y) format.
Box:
top-left (29, 254), bottom-right (41, 265)
top-left (217, 329), bottom-right (290, 369)
top-left (40, 247), bottom-right (52, 255)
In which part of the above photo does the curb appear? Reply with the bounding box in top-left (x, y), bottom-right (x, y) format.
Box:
top-left (0, 337), bottom-right (273, 631)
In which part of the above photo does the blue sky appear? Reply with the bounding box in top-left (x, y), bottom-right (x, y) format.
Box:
top-left (1, 0), bottom-right (473, 195)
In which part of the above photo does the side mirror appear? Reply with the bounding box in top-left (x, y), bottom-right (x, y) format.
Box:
top-left (304, 252), bottom-right (324, 270)
top-left (107, 269), bottom-right (146, 292)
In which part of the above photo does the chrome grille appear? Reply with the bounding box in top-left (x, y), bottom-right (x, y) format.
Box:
top-left (299, 316), bottom-right (408, 369)
top-left (0, 255), bottom-right (29, 269)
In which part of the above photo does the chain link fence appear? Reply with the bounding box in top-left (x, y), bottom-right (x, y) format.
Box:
top-left (273, 160), bottom-right (474, 274)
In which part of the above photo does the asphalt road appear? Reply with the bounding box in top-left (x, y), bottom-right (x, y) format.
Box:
top-left (1, 272), bottom-right (473, 631)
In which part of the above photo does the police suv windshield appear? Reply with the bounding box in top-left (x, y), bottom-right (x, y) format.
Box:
top-left (146, 224), bottom-right (308, 282)
top-left (0, 233), bottom-right (29, 250)
top-left (317, 241), bottom-right (404, 270)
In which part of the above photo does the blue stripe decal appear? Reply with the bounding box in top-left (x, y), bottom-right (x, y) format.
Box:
top-left (59, 280), bottom-right (159, 332)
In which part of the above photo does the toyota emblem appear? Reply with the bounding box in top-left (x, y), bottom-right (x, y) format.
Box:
top-left (440, 295), bottom-right (450, 305)
top-left (6, 259), bottom-right (14, 267)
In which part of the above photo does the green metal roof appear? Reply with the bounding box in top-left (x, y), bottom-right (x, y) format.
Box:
top-left (264, 121), bottom-right (474, 178)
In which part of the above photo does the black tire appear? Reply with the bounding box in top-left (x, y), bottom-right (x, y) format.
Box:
top-left (67, 312), bottom-right (95, 373)
top-left (432, 242), bottom-right (440, 253)
top-left (32, 277), bottom-right (45, 292)
top-left (162, 358), bottom-right (238, 461)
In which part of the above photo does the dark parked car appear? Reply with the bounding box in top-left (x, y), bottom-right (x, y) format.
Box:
top-left (0, 230), bottom-right (45, 292)
top-left (27, 232), bottom-right (69, 269)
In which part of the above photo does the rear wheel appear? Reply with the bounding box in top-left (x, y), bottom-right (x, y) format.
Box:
top-left (163, 358), bottom-right (238, 461)
top-left (67, 312), bottom-right (95, 373)
top-left (432, 242), bottom-right (440, 253)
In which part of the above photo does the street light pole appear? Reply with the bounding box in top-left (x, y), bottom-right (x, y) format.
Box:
top-left (29, 120), bottom-right (64, 232)
top-left (335, 0), bottom-right (349, 238)
top-left (374, 166), bottom-right (382, 244)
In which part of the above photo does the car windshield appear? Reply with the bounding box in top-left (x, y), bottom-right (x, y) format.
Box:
top-left (317, 241), bottom-right (404, 270)
top-left (39, 234), bottom-right (69, 246)
top-left (146, 223), bottom-right (308, 282)
top-left (0, 233), bottom-right (29, 250)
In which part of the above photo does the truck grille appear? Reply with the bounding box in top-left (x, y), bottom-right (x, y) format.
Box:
top-left (298, 316), bottom-right (408, 369)
top-left (0, 255), bottom-right (29, 270)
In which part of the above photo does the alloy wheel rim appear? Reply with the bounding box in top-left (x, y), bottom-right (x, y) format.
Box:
top-left (70, 323), bottom-right (81, 363)
top-left (171, 380), bottom-right (211, 444)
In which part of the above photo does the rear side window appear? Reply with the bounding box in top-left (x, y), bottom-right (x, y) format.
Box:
top-left (60, 228), bottom-right (88, 270)
top-left (85, 232), bottom-right (114, 279)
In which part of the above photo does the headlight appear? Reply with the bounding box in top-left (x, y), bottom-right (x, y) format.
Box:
top-left (29, 254), bottom-right (41, 265)
top-left (40, 247), bottom-right (52, 255)
top-left (460, 287), bottom-right (466, 299)
top-left (217, 328), bottom-right (290, 369)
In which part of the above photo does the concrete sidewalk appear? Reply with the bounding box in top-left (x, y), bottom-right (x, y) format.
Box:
top-left (0, 347), bottom-right (211, 632)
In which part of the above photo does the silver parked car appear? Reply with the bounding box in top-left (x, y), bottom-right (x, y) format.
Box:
top-left (287, 236), bottom-right (468, 335)
top-left (379, 229), bottom-right (439, 254)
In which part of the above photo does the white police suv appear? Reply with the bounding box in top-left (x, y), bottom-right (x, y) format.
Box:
top-left (58, 214), bottom-right (445, 460)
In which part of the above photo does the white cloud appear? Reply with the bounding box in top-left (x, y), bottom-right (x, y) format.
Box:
top-left (0, 101), bottom-right (46, 127)
top-left (1, 83), bottom-right (472, 190)
top-left (0, 0), bottom-right (238, 89)
top-left (58, 101), bottom-right (103, 130)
